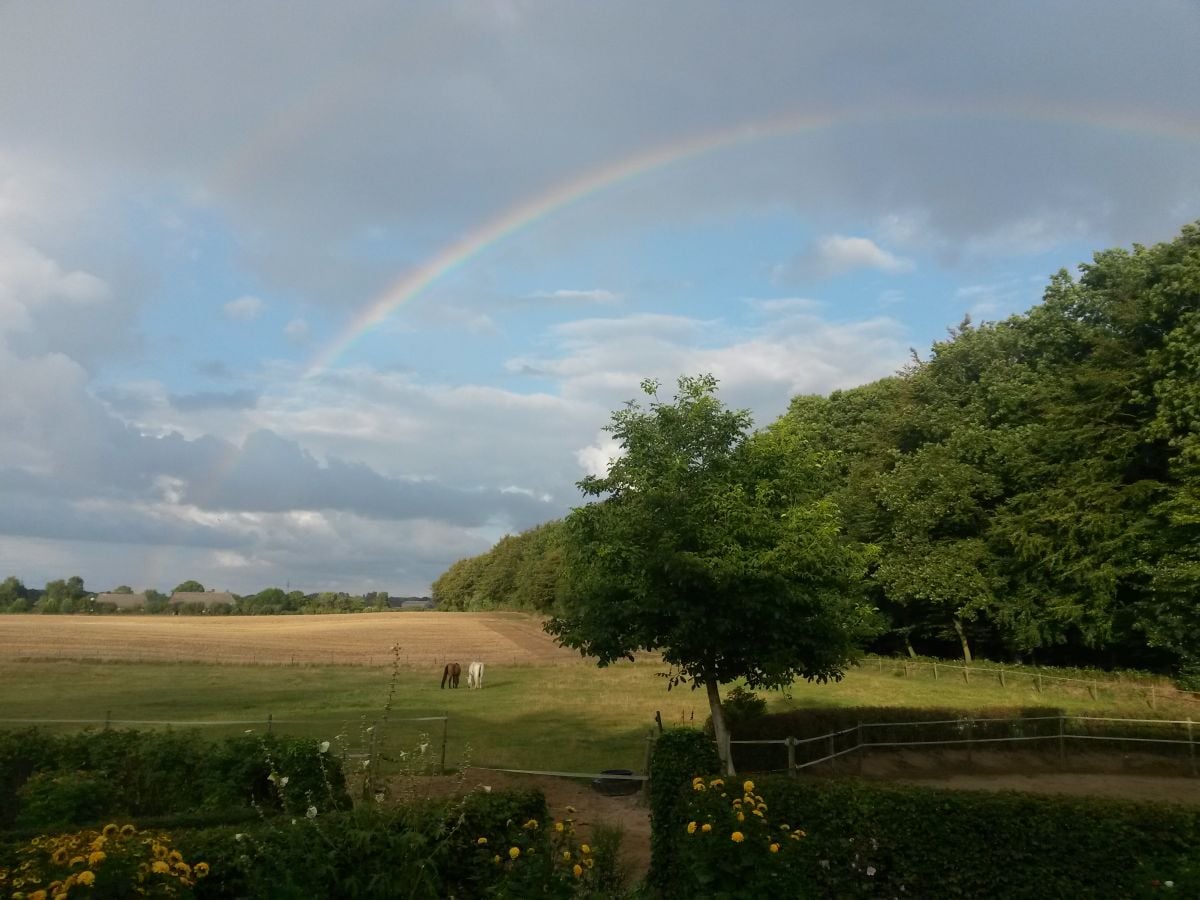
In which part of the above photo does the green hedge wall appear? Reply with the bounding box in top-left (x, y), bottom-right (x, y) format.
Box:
top-left (647, 729), bottom-right (720, 894)
top-left (663, 775), bottom-right (1200, 898)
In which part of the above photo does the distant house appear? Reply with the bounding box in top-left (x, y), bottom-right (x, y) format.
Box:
top-left (169, 590), bottom-right (237, 610)
top-left (387, 596), bottom-right (435, 610)
top-left (94, 592), bottom-right (148, 611)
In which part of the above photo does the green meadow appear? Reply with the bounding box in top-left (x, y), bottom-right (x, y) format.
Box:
top-left (1, 657), bottom-right (1194, 774)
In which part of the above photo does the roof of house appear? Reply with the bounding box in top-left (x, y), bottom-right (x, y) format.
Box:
top-left (169, 591), bottom-right (237, 606)
top-left (94, 592), bottom-right (148, 609)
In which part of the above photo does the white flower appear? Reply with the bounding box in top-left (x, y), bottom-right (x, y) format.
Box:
top-left (279, 776), bottom-right (289, 787)
top-left (1166, 882), bottom-right (1175, 889)
top-left (418, 742), bottom-right (430, 754)
top-left (374, 792), bottom-right (385, 803)
top-left (319, 741), bottom-right (330, 754)
top-left (362, 759), bottom-right (371, 769)
top-left (267, 773), bottom-right (277, 783)
top-left (234, 833), bottom-right (245, 842)
top-left (306, 806), bottom-right (318, 819)
top-left (867, 866), bottom-right (876, 877)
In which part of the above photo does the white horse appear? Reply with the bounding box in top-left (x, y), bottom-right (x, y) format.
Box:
top-left (467, 660), bottom-right (485, 690)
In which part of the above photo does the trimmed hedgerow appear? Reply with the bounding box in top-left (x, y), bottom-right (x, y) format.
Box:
top-left (647, 728), bottom-right (719, 893)
top-left (662, 775), bottom-right (1200, 898)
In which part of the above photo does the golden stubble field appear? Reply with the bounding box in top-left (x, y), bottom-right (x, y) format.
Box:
top-left (0, 612), bottom-right (584, 667)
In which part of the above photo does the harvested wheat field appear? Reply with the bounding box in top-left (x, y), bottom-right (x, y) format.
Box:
top-left (0, 612), bottom-right (580, 667)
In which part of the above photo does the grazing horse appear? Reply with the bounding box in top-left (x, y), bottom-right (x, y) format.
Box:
top-left (467, 660), bottom-right (485, 690)
top-left (440, 661), bottom-right (461, 689)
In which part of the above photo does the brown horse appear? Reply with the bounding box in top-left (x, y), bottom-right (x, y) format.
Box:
top-left (440, 662), bottom-right (461, 689)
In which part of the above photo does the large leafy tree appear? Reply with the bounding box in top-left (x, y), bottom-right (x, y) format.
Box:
top-left (545, 375), bottom-right (876, 774)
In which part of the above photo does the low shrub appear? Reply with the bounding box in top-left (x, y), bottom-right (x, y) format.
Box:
top-left (662, 775), bottom-right (1200, 898)
top-left (0, 728), bottom-right (351, 831)
top-left (647, 728), bottom-right (719, 893)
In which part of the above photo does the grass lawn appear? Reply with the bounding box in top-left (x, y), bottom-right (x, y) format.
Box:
top-left (1, 656), bottom-right (1195, 775)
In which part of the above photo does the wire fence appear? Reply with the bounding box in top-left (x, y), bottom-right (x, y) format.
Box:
top-left (730, 713), bottom-right (1200, 775)
top-left (861, 655), bottom-right (1200, 709)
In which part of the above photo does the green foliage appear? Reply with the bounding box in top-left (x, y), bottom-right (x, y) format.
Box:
top-left (0, 729), bottom-right (351, 832)
top-left (664, 776), bottom-right (1200, 898)
top-left (13, 770), bottom-right (121, 831)
top-left (547, 375), bottom-right (877, 772)
top-left (173, 580), bottom-right (205, 593)
top-left (433, 520), bottom-right (567, 613)
top-left (647, 729), bottom-right (719, 893)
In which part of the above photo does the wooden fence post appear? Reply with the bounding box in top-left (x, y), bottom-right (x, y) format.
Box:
top-left (933, 661), bottom-right (938, 681)
top-left (1150, 684), bottom-right (1158, 710)
top-left (878, 658), bottom-right (883, 673)
top-left (827, 733), bottom-right (836, 770)
top-left (1189, 719), bottom-right (1196, 777)
top-left (786, 736), bottom-right (796, 777)
top-left (266, 713), bottom-right (273, 735)
top-left (440, 712), bottom-right (448, 774)
top-left (642, 731), bottom-right (656, 788)
top-left (999, 666), bottom-right (1006, 688)
top-left (1087, 681), bottom-right (1097, 701)
top-left (1035, 674), bottom-right (1043, 694)
top-left (963, 666), bottom-right (970, 685)
top-left (104, 709), bottom-right (111, 730)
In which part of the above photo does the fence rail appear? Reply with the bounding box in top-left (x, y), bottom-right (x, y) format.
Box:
top-left (862, 655), bottom-right (1200, 707)
top-left (730, 713), bottom-right (1200, 776)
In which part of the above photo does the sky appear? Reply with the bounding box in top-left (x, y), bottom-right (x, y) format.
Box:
top-left (1, 1), bottom-right (1198, 596)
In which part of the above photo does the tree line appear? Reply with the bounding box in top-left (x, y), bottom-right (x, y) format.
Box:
top-left (435, 223), bottom-right (1200, 679)
top-left (0, 576), bottom-right (423, 615)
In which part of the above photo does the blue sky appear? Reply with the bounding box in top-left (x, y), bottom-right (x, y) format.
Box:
top-left (0, 1), bottom-right (1197, 594)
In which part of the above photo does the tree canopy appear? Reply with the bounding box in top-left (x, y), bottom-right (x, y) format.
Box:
top-left (545, 375), bottom-right (876, 773)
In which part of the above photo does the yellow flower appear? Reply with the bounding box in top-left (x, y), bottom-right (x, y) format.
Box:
top-left (709, 778), bottom-right (725, 788)
top-left (69, 856), bottom-right (84, 868)
top-left (692, 776), bottom-right (704, 784)
top-left (508, 847), bottom-right (520, 860)
top-left (492, 854), bottom-right (500, 864)
top-left (52, 849), bottom-right (69, 866)
top-left (701, 823), bottom-right (712, 833)
top-left (102, 824), bottom-right (118, 838)
top-left (152, 843), bottom-right (167, 860)
top-left (757, 803), bottom-right (768, 812)
top-left (692, 782), bottom-right (706, 791)
top-left (742, 780), bottom-right (754, 793)
top-left (168, 850), bottom-right (183, 865)
top-left (476, 837), bottom-right (488, 845)
top-left (687, 821), bottom-right (698, 834)
top-left (732, 799), bottom-right (743, 807)
top-left (88, 850), bottom-right (106, 866)
top-left (175, 862), bottom-right (191, 877)
top-left (77, 872), bottom-right (95, 887)
top-left (580, 844), bottom-right (590, 854)
top-left (736, 811), bottom-right (745, 822)
top-left (29, 891), bottom-right (48, 900)
top-left (523, 819), bottom-right (539, 830)
top-left (562, 851), bottom-right (572, 861)
top-left (555, 821), bottom-right (564, 833)
top-left (585, 858), bottom-right (594, 869)
top-left (780, 824), bottom-right (790, 832)
top-left (195, 862), bottom-right (210, 878)
top-left (731, 831), bottom-right (745, 843)
top-left (120, 824), bottom-right (135, 837)
top-left (151, 860), bottom-right (170, 874)
top-left (769, 843), bottom-right (780, 853)
top-left (752, 809), bottom-right (764, 818)
top-left (573, 864), bottom-right (583, 878)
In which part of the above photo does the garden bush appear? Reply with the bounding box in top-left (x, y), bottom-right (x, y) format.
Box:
top-left (661, 774), bottom-right (1200, 898)
top-left (0, 728), bottom-right (351, 831)
top-left (647, 728), bottom-right (719, 893)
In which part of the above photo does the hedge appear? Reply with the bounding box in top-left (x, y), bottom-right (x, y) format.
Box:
top-left (664, 774), bottom-right (1200, 898)
top-left (0, 728), bottom-right (351, 833)
top-left (647, 729), bottom-right (720, 894)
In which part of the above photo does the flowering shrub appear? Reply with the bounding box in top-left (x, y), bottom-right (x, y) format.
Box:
top-left (0, 822), bottom-right (208, 898)
top-left (468, 805), bottom-right (622, 899)
top-left (672, 777), bottom-right (808, 894)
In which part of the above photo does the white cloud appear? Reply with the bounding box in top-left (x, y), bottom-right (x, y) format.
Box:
top-left (222, 295), bottom-right (264, 321)
top-left (530, 288), bottom-right (622, 304)
top-left (284, 318), bottom-right (310, 342)
top-left (812, 235), bottom-right (915, 276)
top-left (575, 436), bottom-right (622, 478)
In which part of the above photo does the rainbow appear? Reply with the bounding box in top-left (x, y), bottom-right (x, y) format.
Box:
top-left (303, 100), bottom-right (1200, 375)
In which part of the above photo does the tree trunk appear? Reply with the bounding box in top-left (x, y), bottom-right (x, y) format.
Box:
top-left (904, 636), bottom-right (917, 659)
top-left (705, 679), bottom-right (736, 776)
top-left (953, 617), bottom-right (973, 663)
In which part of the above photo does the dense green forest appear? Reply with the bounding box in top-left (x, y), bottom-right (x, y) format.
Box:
top-left (433, 223), bottom-right (1200, 677)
